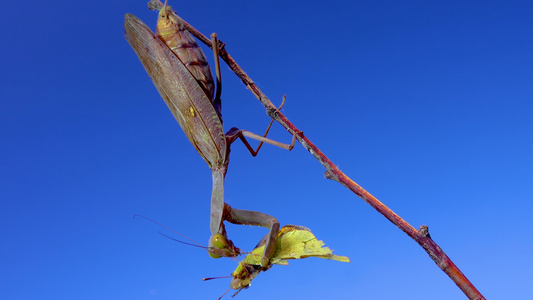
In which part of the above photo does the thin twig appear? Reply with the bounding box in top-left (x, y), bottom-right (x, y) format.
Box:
top-left (147, 1), bottom-right (485, 299)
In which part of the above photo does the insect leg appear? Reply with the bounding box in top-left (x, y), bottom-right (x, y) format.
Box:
top-left (225, 96), bottom-right (297, 156)
top-left (211, 33), bottom-right (222, 119)
top-left (223, 204), bottom-right (280, 268)
top-left (208, 168), bottom-right (241, 258)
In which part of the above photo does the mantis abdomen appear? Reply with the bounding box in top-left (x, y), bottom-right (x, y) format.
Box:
top-left (156, 5), bottom-right (215, 102)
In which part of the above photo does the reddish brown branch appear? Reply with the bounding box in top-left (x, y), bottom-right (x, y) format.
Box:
top-left (147, 1), bottom-right (485, 299)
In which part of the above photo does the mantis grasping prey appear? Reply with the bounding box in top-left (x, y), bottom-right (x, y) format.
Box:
top-left (134, 216), bottom-right (349, 299)
top-left (124, 1), bottom-right (295, 267)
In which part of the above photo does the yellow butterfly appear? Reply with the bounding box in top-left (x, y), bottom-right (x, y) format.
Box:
top-left (227, 225), bottom-right (350, 297)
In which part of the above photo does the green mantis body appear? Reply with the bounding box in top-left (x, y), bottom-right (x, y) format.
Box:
top-left (124, 3), bottom-right (293, 266)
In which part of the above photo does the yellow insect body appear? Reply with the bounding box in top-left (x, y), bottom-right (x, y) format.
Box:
top-left (231, 225), bottom-right (350, 292)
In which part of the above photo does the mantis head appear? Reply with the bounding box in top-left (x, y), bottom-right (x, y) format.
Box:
top-left (208, 233), bottom-right (241, 259)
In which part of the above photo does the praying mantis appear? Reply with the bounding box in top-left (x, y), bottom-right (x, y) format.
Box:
top-left (124, 1), bottom-right (295, 267)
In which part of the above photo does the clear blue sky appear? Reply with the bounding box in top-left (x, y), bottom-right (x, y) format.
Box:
top-left (1, 0), bottom-right (531, 299)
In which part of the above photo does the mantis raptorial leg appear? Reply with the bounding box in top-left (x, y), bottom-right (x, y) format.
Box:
top-left (208, 33), bottom-right (294, 266)
top-left (223, 204), bottom-right (281, 267)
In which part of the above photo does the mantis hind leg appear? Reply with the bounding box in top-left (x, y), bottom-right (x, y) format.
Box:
top-left (225, 96), bottom-right (298, 156)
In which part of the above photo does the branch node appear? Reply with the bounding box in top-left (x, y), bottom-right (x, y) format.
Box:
top-left (419, 225), bottom-right (430, 238)
top-left (324, 170), bottom-right (336, 181)
top-left (267, 106), bottom-right (278, 118)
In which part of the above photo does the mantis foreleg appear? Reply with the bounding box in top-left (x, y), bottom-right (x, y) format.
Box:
top-left (223, 203), bottom-right (280, 268)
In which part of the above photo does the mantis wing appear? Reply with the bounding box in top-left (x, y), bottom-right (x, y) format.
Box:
top-left (124, 13), bottom-right (226, 169)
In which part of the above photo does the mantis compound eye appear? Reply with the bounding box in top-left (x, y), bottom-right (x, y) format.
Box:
top-left (208, 233), bottom-right (228, 258)
top-left (212, 233), bottom-right (228, 249)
